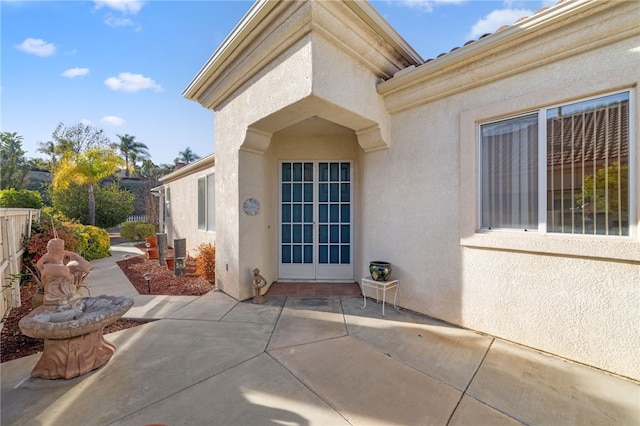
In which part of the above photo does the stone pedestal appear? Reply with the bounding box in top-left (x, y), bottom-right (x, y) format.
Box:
top-left (31, 329), bottom-right (116, 379)
top-left (19, 295), bottom-right (134, 380)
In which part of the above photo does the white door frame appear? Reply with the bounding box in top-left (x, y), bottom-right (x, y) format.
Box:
top-left (278, 160), bottom-right (354, 281)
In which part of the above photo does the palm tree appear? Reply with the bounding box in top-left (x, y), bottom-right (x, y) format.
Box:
top-left (176, 147), bottom-right (200, 165)
top-left (37, 140), bottom-right (57, 162)
top-left (53, 147), bottom-right (123, 225)
top-left (117, 134), bottom-right (150, 177)
top-left (128, 150), bottom-right (150, 176)
top-left (37, 140), bottom-right (70, 171)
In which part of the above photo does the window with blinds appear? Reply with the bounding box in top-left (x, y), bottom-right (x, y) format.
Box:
top-left (547, 92), bottom-right (629, 236)
top-left (479, 90), bottom-right (630, 236)
top-left (198, 177), bottom-right (206, 230)
top-left (197, 173), bottom-right (215, 231)
top-left (481, 114), bottom-right (538, 230)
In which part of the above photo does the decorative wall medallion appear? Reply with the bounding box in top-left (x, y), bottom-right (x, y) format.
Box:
top-left (243, 197), bottom-right (260, 215)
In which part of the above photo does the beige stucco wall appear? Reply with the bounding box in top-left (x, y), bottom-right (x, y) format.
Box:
top-left (212, 26), bottom-right (391, 300)
top-left (378, 2), bottom-right (639, 379)
top-left (211, 37), bottom-right (315, 299)
top-left (161, 161), bottom-right (216, 258)
top-left (186, 0), bottom-right (638, 379)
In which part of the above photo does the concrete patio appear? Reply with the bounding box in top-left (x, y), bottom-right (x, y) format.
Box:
top-left (1, 244), bottom-right (638, 425)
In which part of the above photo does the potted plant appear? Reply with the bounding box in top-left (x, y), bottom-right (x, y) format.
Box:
top-left (369, 261), bottom-right (392, 281)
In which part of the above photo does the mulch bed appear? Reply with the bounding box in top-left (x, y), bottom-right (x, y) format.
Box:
top-left (117, 244), bottom-right (214, 296)
top-left (0, 244), bottom-right (214, 363)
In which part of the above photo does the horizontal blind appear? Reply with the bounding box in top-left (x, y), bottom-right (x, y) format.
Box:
top-left (481, 114), bottom-right (538, 230)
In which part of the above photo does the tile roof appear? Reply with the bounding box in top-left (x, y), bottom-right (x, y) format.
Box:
top-left (547, 100), bottom-right (629, 167)
top-left (425, 1), bottom-right (564, 64)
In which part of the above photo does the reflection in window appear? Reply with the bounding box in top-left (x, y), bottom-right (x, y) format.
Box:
top-left (479, 91), bottom-right (630, 236)
top-left (547, 92), bottom-right (629, 235)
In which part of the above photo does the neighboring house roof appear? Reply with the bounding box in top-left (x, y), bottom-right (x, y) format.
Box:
top-left (548, 100), bottom-right (629, 167)
top-left (159, 153), bottom-right (215, 184)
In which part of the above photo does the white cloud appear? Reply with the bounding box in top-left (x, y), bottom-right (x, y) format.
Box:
top-left (80, 119), bottom-right (93, 127)
top-left (94, 0), bottom-right (143, 15)
top-left (392, 0), bottom-right (464, 13)
top-left (100, 115), bottom-right (126, 126)
top-left (104, 72), bottom-right (163, 93)
top-left (104, 15), bottom-right (134, 27)
top-left (15, 38), bottom-right (56, 57)
top-left (467, 8), bottom-right (533, 40)
top-left (95, 0), bottom-right (143, 30)
top-left (61, 67), bottom-right (90, 78)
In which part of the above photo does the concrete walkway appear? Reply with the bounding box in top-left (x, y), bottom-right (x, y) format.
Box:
top-left (2, 244), bottom-right (639, 425)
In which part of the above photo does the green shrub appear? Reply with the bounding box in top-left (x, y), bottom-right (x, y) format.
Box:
top-left (41, 206), bottom-right (71, 225)
top-left (51, 183), bottom-right (134, 228)
top-left (120, 221), bottom-right (156, 242)
top-left (65, 223), bottom-right (110, 261)
top-left (0, 188), bottom-right (43, 208)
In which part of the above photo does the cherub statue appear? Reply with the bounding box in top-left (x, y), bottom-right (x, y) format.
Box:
top-left (252, 268), bottom-right (267, 304)
top-left (36, 238), bottom-right (91, 310)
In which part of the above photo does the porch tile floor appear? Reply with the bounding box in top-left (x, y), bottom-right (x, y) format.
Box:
top-left (267, 281), bottom-right (363, 297)
top-left (1, 243), bottom-right (638, 425)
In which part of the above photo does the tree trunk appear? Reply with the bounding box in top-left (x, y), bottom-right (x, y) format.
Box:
top-left (88, 183), bottom-right (96, 226)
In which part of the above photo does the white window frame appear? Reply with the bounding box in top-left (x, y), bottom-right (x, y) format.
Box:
top-left (197, 173), bottom-right (215, 232)
top-left (477, 89), bottom-right (634, 238)
top-left (165, 187), bottom-right (171, 217)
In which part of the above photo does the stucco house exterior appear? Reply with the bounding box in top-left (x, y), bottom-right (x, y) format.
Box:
top-left (161, 0), bottom-right (639, 381)
top-left (155, 154), bottom-right (216, 257)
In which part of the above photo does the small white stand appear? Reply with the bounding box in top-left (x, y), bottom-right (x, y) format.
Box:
top-left (361, 277), bottom-right (399, 317)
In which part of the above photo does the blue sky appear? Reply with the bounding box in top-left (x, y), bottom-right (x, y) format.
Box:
top-left (1, 0), bottom-right (553, 166)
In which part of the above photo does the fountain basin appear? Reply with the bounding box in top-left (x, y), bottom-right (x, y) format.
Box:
top-left (19, 296), bottom-right (134, 339)
top-left (18, 295), bottom-right (134, 379)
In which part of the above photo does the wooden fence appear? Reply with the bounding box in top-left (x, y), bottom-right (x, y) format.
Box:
top-left (0, 208), bottom-right (40, 320)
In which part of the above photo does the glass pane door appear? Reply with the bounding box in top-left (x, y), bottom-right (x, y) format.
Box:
top-left (279, 162), bottom-right (315, 279)
top-left (279, 161), bottom-right (353, 281)
top-left (316, 162), bottom-right (352, 280)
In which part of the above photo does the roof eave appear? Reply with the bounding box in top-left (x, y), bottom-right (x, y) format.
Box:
top-left (159, 153), bottom-right (216, 183)
top-left (345, 0), bottom-right (423, 65)
top-left (377, 0), bottom-right (601, 95)
top-left (182, 0), bottom-right (278, 101)
top-left (183, 0), bottom-right (424, 104)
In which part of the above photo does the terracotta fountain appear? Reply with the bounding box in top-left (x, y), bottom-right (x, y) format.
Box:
top-left (19, 237), bottom-right (133, 379)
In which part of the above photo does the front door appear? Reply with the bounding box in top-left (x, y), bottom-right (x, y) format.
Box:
top-left (279, 161), bottom-right (353, 281)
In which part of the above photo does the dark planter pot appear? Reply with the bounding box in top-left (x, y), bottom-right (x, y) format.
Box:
top-left (145, 237), bottom-right (157, 247)
top-left (369, 261), bottom-right (392, 282)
